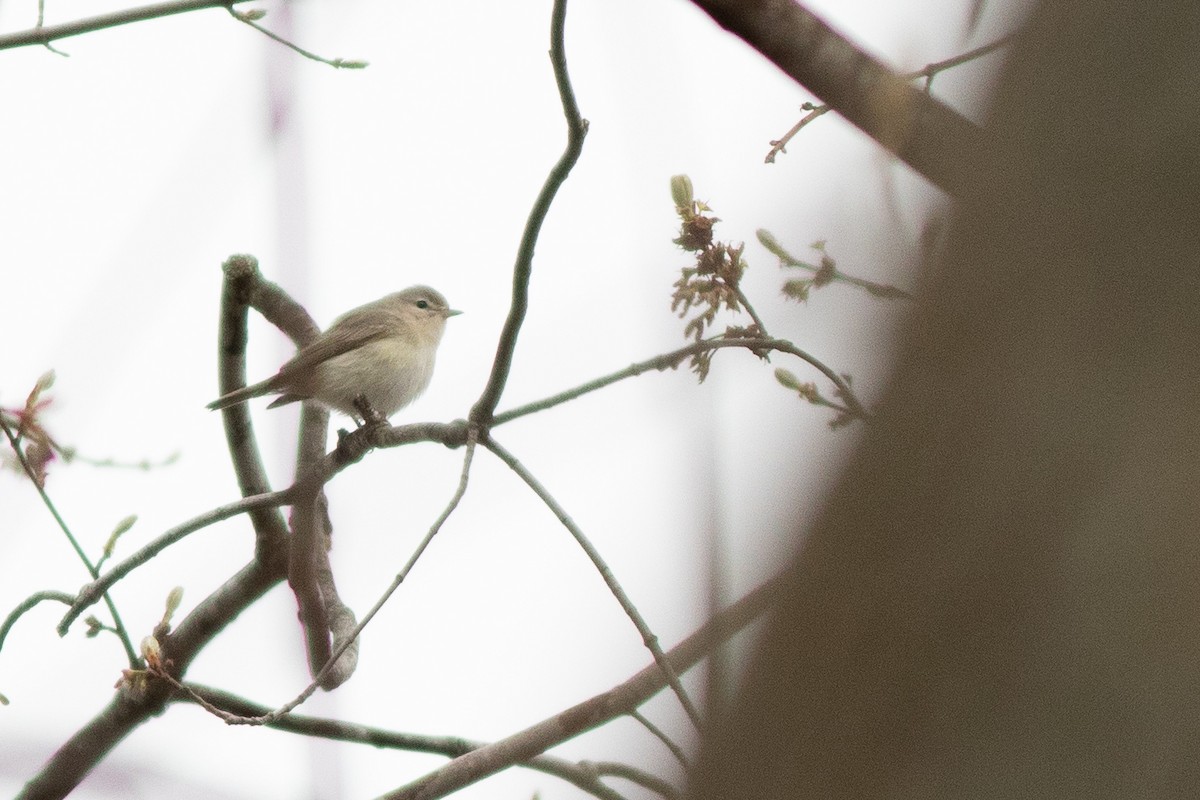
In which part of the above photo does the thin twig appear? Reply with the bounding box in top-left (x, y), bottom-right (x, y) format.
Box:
top-left (174, 683), bottom-right (633, 800)
top-left (483, 435), bottom-right (703, 729)
top-left (382, 572), bottom-right (786, 800)
top-left (0, 0), bottom-right (254, 51)
top-left (470, 0), bottom-right (588, 426)
top-left (906, 33), bottom-right (1014, 90)
top-left (763, 32), bottom-right (1013, 163)
top-left (55, 490), bottom-right (292, 636)
top-left (226, 6), bottom-right (367, 69)
top-left (689, 0), bottom-right (981, 194)
top-left (0, 590), bottom-right (75, 653)
top-left (764, 103), bottom-right (830, 164)
top-left (732, 286), bottom-right (769, 337)
top-left (184, 429), bottom-right (478, 725)
top-left (494, 337), bottom-right (870, 426)
top-left (0, 416), bottom-right (139, 667)
top-left (588, 761), bottom-right (681, 799)
top-left (629, 709), bottom-right (688, 766)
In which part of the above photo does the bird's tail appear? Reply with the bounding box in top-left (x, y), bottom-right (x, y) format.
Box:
top-left (206, 380), bottom-right (273, 411)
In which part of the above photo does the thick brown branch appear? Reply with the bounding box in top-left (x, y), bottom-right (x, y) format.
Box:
top-left (688, 0), bottom-right (982, 195)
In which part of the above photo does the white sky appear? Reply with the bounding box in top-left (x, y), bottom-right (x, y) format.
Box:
top-left (0, 0), bottom-right (1018, 797)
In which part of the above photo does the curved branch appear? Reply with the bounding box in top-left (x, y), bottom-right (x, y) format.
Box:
top-left (0, 590), bottom-right (74, 654)
top-left (470, 0), bottom-right (588, 425)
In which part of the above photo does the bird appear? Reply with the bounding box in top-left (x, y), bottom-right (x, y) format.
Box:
top-left (207, 285), bottom-right (460, 419)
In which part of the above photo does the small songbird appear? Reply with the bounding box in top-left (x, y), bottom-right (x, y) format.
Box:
top-left (207, 285), bottom-right (460, 419)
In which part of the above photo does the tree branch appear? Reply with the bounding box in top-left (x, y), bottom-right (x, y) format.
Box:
top-left (470, 0), bottom-right (588, 425)
top-left (0, 0), bottom-right (253, 52)
top-left (173, 683), bottom-right (634, 800)
top-left (483, 436), bottom-right (703, 728)
top-left (380, 572), bottom-right (786, 800)
top-left (688, 0), bottom-right (982, 195)
top-left (495, 336), bottom-right (870, 425)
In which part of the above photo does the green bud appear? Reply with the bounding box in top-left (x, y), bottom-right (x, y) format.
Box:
top-left (164, 587), bottom-right (184, 620)
top-left (774, 367), bottom-right (803, 391)
top-left (670, 174), bottom-right (694, 209)
top-left (756, 229), bottom-right (786, 258)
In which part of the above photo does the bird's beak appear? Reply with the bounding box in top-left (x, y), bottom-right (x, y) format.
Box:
top-left (444, 308), bottom-right (463, 318)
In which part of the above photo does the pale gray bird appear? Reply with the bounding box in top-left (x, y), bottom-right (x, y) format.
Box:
top-left (207, 285), bottom-right (460, 418)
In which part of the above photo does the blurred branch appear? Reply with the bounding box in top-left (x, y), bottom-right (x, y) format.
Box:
top-left (174, 684), bottom-right (633, 800)
top-left (383, 572), bottom-right (787, 800)
top-left (629, 709), bottom-right (688, 765)
top-left (483, 436), bottom-right (703, 728)
top-left (0, 0), bottom-right (253, 51)
top-left (470, 0), bottom-right (588, 426)
top-left (589, 761), bottom-right (681, 799)
top-left (688, 0), bottom-right (981, 194)
top-left (758, 232), bottom-right (915, 302)
top-left (908, 33), bottom-right (1013, 90)
top-left (765, 33), bottom-right (1013, 162)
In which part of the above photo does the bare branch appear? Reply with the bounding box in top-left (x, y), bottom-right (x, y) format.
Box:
top-left (470, 0), bottom-right (588, 425)
top-left (18, 551), bottom-right (287, 800)
top-left (1, 415), bottom-right (139, 667)
top-left (906, 33), bottom-right (1014, 90)
top-left (173, 429), bottom-right (478, 726)
top-left (764, 33), bottom-right (1013, 163)
top-left (629, 709), bottom-right (688, 766)
top-left (0, 590), bottom-right (74, 654)
top-left (0, 0), bottom-right (254, 52)
top-left (588, 761), bottom-right (681, 799)
top-left (381, 572), bottom-right (787, 800)
top-left (494, 337), bottom-right (871, 425)
top-left (765, 102), bottom-right (831, 164)
top-left (174, 684), bottom-right (633, 800)
top-left (483, 436), bottom-right (703, 728)
top-left (688, 0), bottom-right (981, 195)
top-left (227, 6), bottom-right (368, 69)
top-left (56, 490), bottom-right (292, 635)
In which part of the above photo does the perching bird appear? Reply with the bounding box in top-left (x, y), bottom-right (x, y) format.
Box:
top-left (207, 285), bottom-right (460, 418)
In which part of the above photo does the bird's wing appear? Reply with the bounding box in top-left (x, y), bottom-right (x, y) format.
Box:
top-left (274, 305), bottom-right (399, 382)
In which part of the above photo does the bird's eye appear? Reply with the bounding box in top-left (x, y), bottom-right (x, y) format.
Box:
top-left (416, 300), bottom-right (429, 309)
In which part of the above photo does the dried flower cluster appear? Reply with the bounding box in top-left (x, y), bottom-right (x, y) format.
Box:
top-left (1, 371), bottom-right (58, 486)
top-left (669, 175), bottom-right (762, 380)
